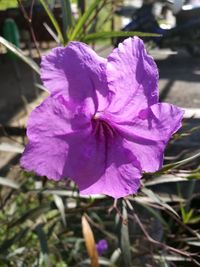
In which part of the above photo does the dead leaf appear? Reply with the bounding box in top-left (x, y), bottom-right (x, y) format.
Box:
top-left (82, 215), bottom-right (99, 267)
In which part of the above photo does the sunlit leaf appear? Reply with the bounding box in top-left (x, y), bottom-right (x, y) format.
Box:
top-left (0, 142), bottom-right (24, 153)
top-left (119, 201), bottom-right (132, 267)
top-left (0, 176), bottom-right (20, 189)
top-left (53, 194), bottom-right (67, 227)
top-left (153, 254), bottom-right (191, 262)
top-left (110, 248), bottom-right (121, 265)
top-left (69, 0), bottom-right (101, 41)
top-left (145, 174), bottom-right (188, 186)
top-left (39, 0), bottom-right (64, 44)
top-left (0, 36), bottom-right (40, 74)
top-left (141, 188), bottom-right (180, 217)
top-left (161, 151), bottom-right (200, 172)
top-left (187, 241), bottom-right (200, 247)
top-left (83, 31), bottom-right (161, 42)
top-left (43, 23), bottom-right (61, 44)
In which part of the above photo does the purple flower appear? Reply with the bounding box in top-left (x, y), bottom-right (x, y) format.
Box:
top-left (20, 37), bottom-right (184, 198)
top-left (96, 239), bottom-right (108, 256)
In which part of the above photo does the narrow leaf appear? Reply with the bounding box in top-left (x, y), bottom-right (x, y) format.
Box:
top-left (83, 31), bottom-right (161, 42)
top-left (34, 224), bottom-right (51, 267)
top-left (43, 22), bottom-right (61, 44)
top-left (142, 188), bottom-right (180, 217)
top-left (187, 241), bottom-right (200, 247)
top-left (0, 36), bottom-right (40, 74)
top-left (153, 255), bottom-right (191, 262)
top-left (69, 0), bottom-right (101, 41)
top-left (161, 151), bottom-right (200, 172)
top-left (137, 202), bottom-right (168, 228)
top-left (39, 0), bottom-right (64, 44)
top-left (82, 215), bottom-right (99, 267)
top-left (60, 0), bottom-right (73, 42)
top-left (0, 142), bottom-right (24, 153)
top-left (53, 194), bottom-right (67, 227)
top-left (145, 174), bottom-right (188, 186)
top-left (120, 201), bottom-right (132, 267)
top-left (9, 204), bottom-right (52, 228)
top-left (0, 176), bottom-right (20, 189)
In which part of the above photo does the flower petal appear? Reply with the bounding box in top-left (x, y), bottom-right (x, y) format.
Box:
top-left (41, 42), bottom-right (109, 111)
top-left (115, 103), bottom-right (184, 172)
top-left (21, 95), bottom-right (141, 198)
top-left (20, 95), bottom-right (92, 179)
top-left (79, 136), bottom-right (141, 199)
top-left (106, 37), bottom-right (158, 116)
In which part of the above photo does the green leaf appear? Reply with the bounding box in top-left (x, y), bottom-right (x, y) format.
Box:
top-left (34, 224), bottom-right (51, 267)
top-left (43, 22), bottom-right (61, 44)
top-left (137, 202), bottom-right (169, 228)
top-left (0, 36), bottom-right (40, 74)
top-left (69, 0), bottom-right (101, 41)
top-left (119, 201), bottom-right (132, 267)
top-left (60, 0), bottom-right (73, 42)
top-left (82, 31), bottom-right (161, 42)
top-left (161, 151), bottom-right (200, 172)
top-left (141, 188), bottom-right (180, 217)
top-left (39, 0), bottom-right (64, 44)
top-left (145, 174), bottom-right (188, 186)
top-left (9, 203), bottom-right (53, 228)
top-left (0, 228), bottom-right (29, 252)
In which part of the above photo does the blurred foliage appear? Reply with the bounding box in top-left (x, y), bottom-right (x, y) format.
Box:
top-left (0, 0), bottom-right (200, 266)
top-left (0, 0), bottom-right (18, 10)
top-left (0, 149), bottom-right (200, 266)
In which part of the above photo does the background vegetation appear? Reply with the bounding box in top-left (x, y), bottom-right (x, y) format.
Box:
top-left (0, 0), bottom-right (200, 266)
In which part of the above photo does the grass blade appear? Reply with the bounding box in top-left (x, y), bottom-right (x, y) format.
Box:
top-left (0, 36), bottom-right (40, 74)
top-left (142, 188), bottom-right (180, 217)
top-left (69, 0), bottom-right (101, 41)
top-left (39, 0), bottom-right (64, 44)
top-left (53, 194), bottom-right (67, 227)
top-left (0, 176), bottom-right (20, 189)
top-left (82, 31), bottom-right (161, 42)
top-left (34, 224), bottom-right (51, 267)
top-left (120, 201), bottom-right (132, 267)
top-left (0, 142), bottom-right (24, 153)
top-left (145, 174), bottom-right (188, 186)
top-left (43, 22), bottom-right (61, 44)
top-left (61, 0), bottom-right (73, 42)
top-left (161, 151), bottom-right (200, 172)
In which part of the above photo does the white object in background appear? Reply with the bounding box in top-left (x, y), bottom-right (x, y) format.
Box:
top-left (172, 0), bottom-right (184, 14)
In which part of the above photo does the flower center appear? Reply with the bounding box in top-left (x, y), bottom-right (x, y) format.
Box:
top-left (92, 116), bottom-right (116, 140)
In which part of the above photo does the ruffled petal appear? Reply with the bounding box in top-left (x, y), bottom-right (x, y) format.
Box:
top-left (21, 96), bottom-right (141, 198)
top-left (106, 37), bottom-right (158, 116)
top-left (115, 103), bottom-right (184, 172)
top-left (41, 42), bottom-right (109, 111)
top-left (21, 95), bottom-right (141, 198)
top-left (20, 95), bottom-right (92, 179)
top-left (79, 136), bottom-right (141, 199)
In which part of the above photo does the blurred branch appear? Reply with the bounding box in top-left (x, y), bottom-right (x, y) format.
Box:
top-left (17, 0), bottom-right (41, 58)
top-left (132, 212), bottom-right (200, 266)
